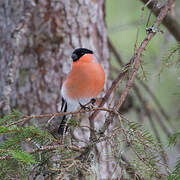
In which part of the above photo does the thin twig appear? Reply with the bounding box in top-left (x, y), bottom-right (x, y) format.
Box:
top-left (140, 0), bottom-right (180, 41)
top-left (29, 144), bottom-right (84, 154)
top-left (6, 107), bottom-right (114, 127)
top-left (134, 4), bottom-right (145, 54)
top-left (111, 60), bottom-right (175, 132)
top-left (88, 69), bottom-right (128, 124)
top-left (116, 0), bottom-right (175, 110)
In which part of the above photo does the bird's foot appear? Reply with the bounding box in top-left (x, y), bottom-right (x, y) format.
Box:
top-left (79, 102), bottom-right (91, 110)
top-left (79, 98), bottom-right (96, 111)
top-left (90, 98), bottom-right (96, 105)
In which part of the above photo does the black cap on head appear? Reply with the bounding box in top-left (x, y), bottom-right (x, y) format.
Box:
top-left (71, 48), bottom-right (93, 62)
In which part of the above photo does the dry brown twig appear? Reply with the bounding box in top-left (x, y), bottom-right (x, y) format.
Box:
top-left (116, 0), bottom-right (176, 111)
top-left (140, 0), bottom-right (180, 41)
top-left (29, 144), bottom-right (84, 154)
top-left (110, 58), bottom-right (174, 133)
top-left (109, 36), bottom-right (175, 130)
top-left (6, 107), bottom-right (114, 127)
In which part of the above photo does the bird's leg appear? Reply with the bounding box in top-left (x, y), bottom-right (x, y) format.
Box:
top-left (79, 102), bottom-right (90, 110)
top-left (79, 98), bottom-right (96, 110)
top-left (90, 98), bottom-right (96, 105)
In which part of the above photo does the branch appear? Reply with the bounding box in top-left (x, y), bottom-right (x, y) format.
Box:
top-left (6, 107), bottom-right (114, 127)
top-left (115, 0), bottom-right (175, 111)
top-left (29, 145), bottom-right (84, 154)
top-left (140, 0), bottom-right (180, 41)
top-left (111, 65), bottom-right (172, 137)
top-left (109, 49), bottom-right (175, 131)
top-left (88, 69), bottom-right (128, 123)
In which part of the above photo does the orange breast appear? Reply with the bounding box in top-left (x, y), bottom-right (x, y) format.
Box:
top-left (64, 61), bottom-right (105, 100)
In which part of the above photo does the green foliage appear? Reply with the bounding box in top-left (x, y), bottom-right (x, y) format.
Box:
top-left (168, 159), bottom-right (180, 180)
top-left (0, 125), bottom-right (54, 150)
top-left (128, 123), bottom-right (162, 178)
top-left (162, 43), bottom-right (180, 63)
top-left (0, 159), bottom-right (30, 179)
top-left (9, 150), bottom-right (36, 164)
top-left (168, 132), bottom-right (180, 147)
top-left (167, 132), bottom-right (180, 180)
top-left (0, 111), bottom-right (91, 179)
top-left (159, 42), bottom-right (180, 76)
top-left (0, 111), bottom-right (58, 179)
top-left (69, 117), bottom-right (80, 128)
top-left (0, 126), bottom-right (9, 133)
top-left (117, 119), bottom-right (169, 179)
top-left (0, 109), bottom-right (22, 125)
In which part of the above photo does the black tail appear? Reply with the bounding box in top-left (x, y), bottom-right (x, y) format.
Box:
top-left (58, 97), bottom-right (68, 135)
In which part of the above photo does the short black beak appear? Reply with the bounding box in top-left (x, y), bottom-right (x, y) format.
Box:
top-left (71, 53), bottom-right (78, 61)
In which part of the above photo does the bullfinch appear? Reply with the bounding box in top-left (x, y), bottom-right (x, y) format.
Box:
top-left (58, 48), bottom-right (105, 135)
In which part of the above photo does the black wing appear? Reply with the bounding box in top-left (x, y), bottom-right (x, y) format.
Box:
top-left (58, 97), bottom-right (68, 135)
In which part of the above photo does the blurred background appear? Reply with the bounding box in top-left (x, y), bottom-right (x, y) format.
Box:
top-left (106, 0), bottom-right (180, 169)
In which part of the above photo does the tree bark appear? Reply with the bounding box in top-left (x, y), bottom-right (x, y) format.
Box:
top-left (0, 0), bottom-right (116, 179)
top-left (0, 0), bottom-right (109, 116)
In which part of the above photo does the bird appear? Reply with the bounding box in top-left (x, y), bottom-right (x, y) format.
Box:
top-left (58, 48), bottom-right (105, 135)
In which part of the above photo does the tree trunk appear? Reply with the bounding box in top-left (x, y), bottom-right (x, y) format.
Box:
top-left (0, 0), bottom-right (119, 179)
top-left (0, 0), bottom-right (109, 116)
